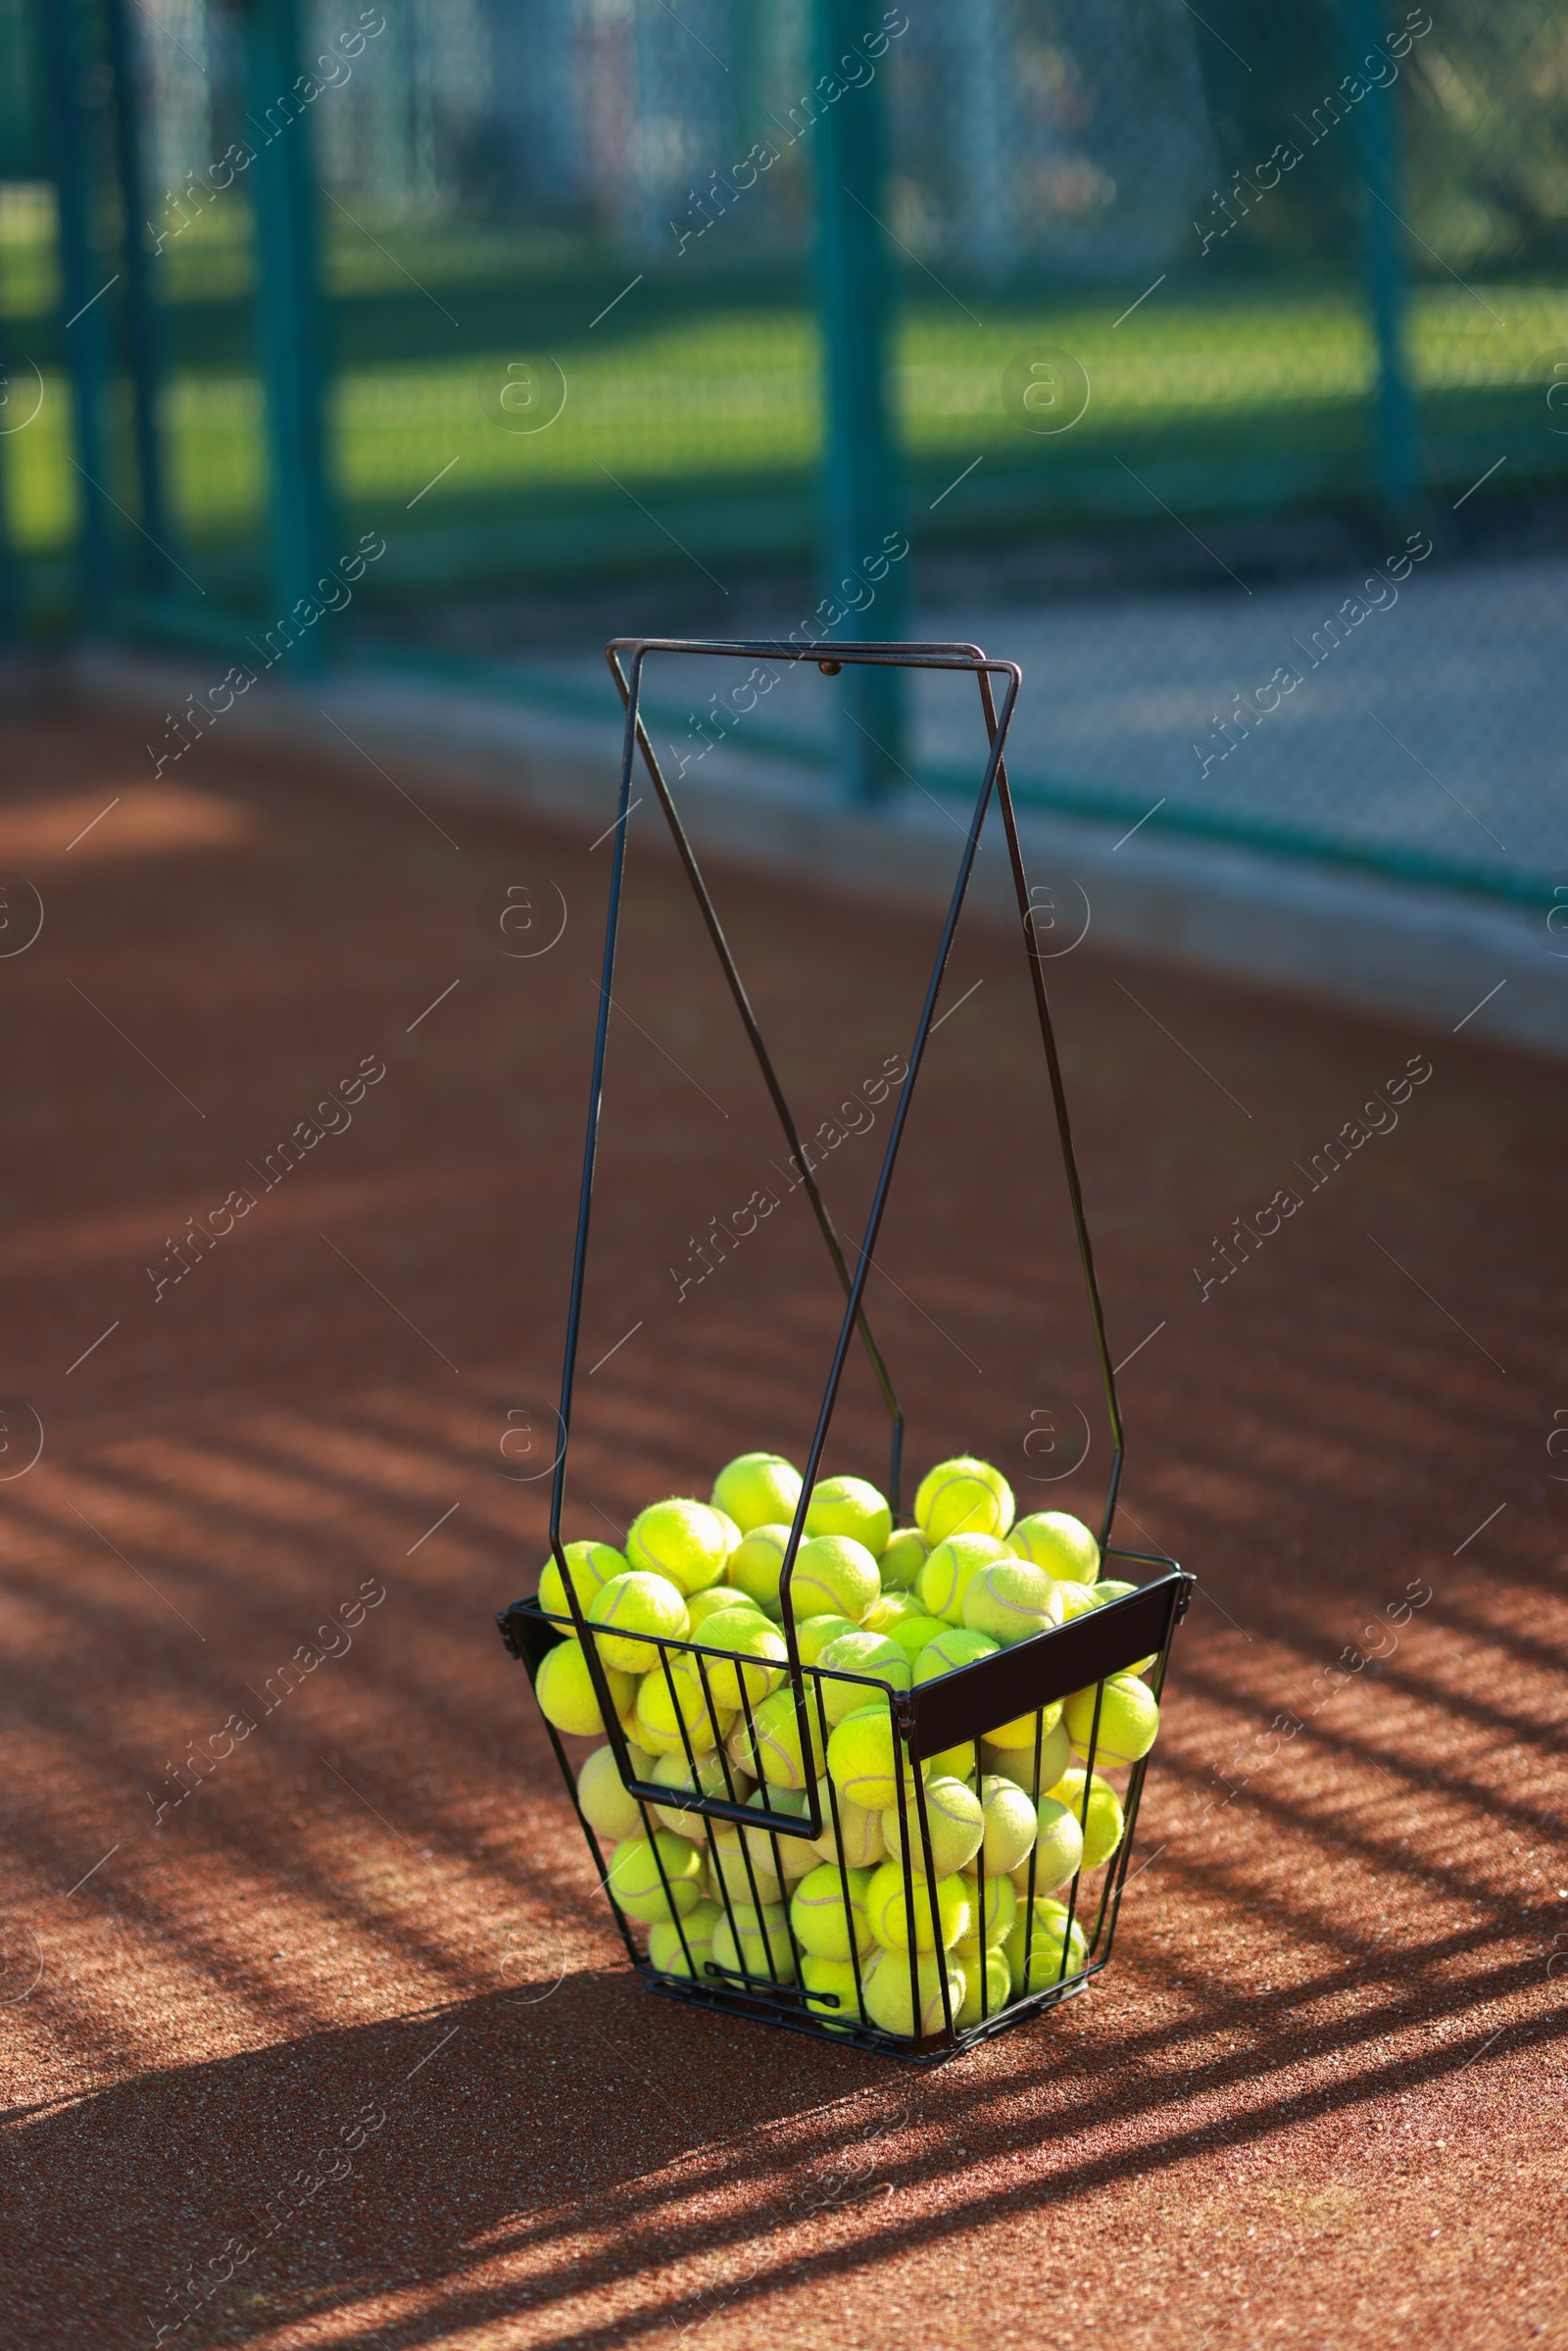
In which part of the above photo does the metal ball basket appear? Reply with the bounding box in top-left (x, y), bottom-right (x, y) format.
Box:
top-left (495, 637), bottom-right (1194, 2063)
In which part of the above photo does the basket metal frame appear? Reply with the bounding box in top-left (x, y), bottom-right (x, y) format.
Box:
top-left (494, 637), bottom-right (1194, 2062)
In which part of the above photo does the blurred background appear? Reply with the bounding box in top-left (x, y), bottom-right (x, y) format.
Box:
top-left (1, 0), bottom-right (1565, 902)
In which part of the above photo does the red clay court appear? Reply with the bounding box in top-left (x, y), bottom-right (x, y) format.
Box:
top-left (3, 705), bottom-right (1565, 2350)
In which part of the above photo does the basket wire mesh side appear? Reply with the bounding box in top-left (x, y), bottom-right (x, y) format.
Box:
top-left (495, 637), bottom-right (1194, 2060)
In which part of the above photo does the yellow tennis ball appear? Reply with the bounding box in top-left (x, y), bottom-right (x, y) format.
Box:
top-left (790, 1862), bottom-right (874, 1960)
top-left (787, 1534), bottom-right (880, 1622)
top-left (605, 1831), bottom-right (704, 1924)
top-left (1004, 1896), bottom-right (1089, 1994)
top-left (914, 1455), bottom-right (1015, 1543)
top-left (648, 1898), bottom-right (721, 1978)
top-left (536, 1641), bottom-right (635, 1739)
top-left (726, 1785), bottom-right (817, 1884)
top-left (678, 1608), bottom-right (788, 1711)
top-left (816, 1631), bottom-right (911, 1725)
top-left (962, 1558), bottom-right (1064, 1646)
top-left (727, 1685), bottom-right (824, 1788)
top-left (878, 1609), bottom-right (951, 1665)
top-left (794, 1612), bottom-right (859, 1666)
top-left (973, 1774), bottom-right (1036, 1876)
top-left (957, 1871), bottom-right (1017, 1951)
top-left (634, 1665), bottom-right (733, 1757)
top-left (703, 1839), bottom-right (781, 1911)
top-left (922, 1739), bottom-right (982, 1782)
top-left (862, 1948), bottom-right (963, 2038)
top-left (954, 1943), bottom-right (1011, 2026)
top-left (913, 1626), bottom-right (1000, 1684)
top-left (877, 1526), bottom-right (929, 1591)
top-left (1064, 1674), bottom-right (1159, 1767)
top-left (985, 1696), bottom-right (1067, 1754)
top-left (649, 1749), bottom-right (747, 1836)
top-left (723, 1523), bottom-right (791, 1616)
top-left (710, 1902), bottom-right (796, 1984)
top-left (710, 1451), bottom-right (802, 1534)
top-left (1049, 1769), bottom-right (1125, 1871)
top-left (866, 1859), bottom-right (970, 1953)
top-left (538, 1538), bottom-right (626, 1626)
top-left (801, 1952), bottom-right (867, 2030)
top-left (586, 1570), bottom-right (689, 1674)
top-left (881, 1775), bottom-right (983, 1877)
top-left (983, 1716), bottom-right (1071, 1787)
top-left (860, 1587), bottom-right (923, 1640)
top-left (1016, 1795), bottom-right (1085, 1893)
top-left (806, 1774), bottom-right (887, 1868)
top-left (686, 1584), bottom-right (763, 1633)
top-left (625, 1497), bottom-right (732, 1595)
top-left (826, 1700), bottom-right (915, 1813)
top-left (576, 1740), bottom-right (656, 1842)
top-left (1006, 1510), bottom-right (1100, 1583)
top-left (805, 1474), bottom-right (892, 1556)
top-left (918, 1533), bottom-right (1009, 1626)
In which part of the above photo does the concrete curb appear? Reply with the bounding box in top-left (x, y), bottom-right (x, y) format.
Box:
top-left (71, 646), bottom-right (1568, 1060)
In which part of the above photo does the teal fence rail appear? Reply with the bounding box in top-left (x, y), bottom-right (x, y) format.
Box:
top-left (2, 0), bottom-right (1565, 898)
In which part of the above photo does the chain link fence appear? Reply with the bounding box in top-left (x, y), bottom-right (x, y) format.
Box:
top-left (0, 0), bottom-right (1564, 896)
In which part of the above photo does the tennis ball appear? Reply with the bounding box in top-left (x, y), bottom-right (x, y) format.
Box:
top-left (1018, 1795), bottom-right (1085, 1893)
top-left (729, 1785), bottom-right (817, 1883)
top-left (816, 1631), bottom-right (911, 1726)
top-left (649, 1749), bottom-right (747, 1836)
top-left (648, 1898), bottom-right (721, 1978)
top-left (586, 1571), bottom-right (689, 1674)
top-left (710, 1902), bottom-right (796, 1984)
top-left (878, 1527), bottom-right (929, 1592)
top-left (862, 1949), bottom-right (963, 2038)
top-left (915, 1455), bottom-right (1015, 1543)
top-left (826, 1701), bottom-right (916, 1814)
top-left (703, 1839), bottom-right (781, 1911)
top-left (1006, 1510), bottom-right (1100, 1583)
top-left (983, 1717), bottom-right (1071, 1789)
top-left (605, 1831), bottom-right (705, 1924)
top-left (1004, 1896), bottom-right (1089, 1994)
top-left (728, 1685), bottom-right (824, 1788)
top-left (881, 1774), bottom-right (984, 1877)
top-left (975, 1774), bottom-right (1037, 1876)
top-left (625, 1497), bottom-right (731, 1595)
top-left (912, 1627), bottom-right (1000, 1685)
top-left (922, 1739), bottom-right (982, 1783)
top-left (918, 1533), bottom-right (1009, 1626)
top-left (536, 1641), bottom-right (635, 1739)
top-left (711, 1451), bottom-right (802, 1534)
top-left (866, 1859), bottom-right (970, 1954)
top-left (801, 1953), bottom-right (867, 2030)
top-left (985, 1695), bottom-right (1067, 1754)
top-left (860, 1587), bottom-right (922, 1639)
top-left (677, 1608), bottom-right (788, 1710)
top-left (1091, 1579), bottom-right (1157, 1673)
top-left (1064, 1674), bottom-right (1159, 1767)
top-left (873, 1607), bottom-right (948, 1663)
top-left (807, 1774), bottom-right (887, 1868)
top-left (805, 1475), bottom-right (892, 1556)
top-left (962, 1558), bottom-right (1064, 1646)
top-left (686, 1584), bottom-right (764, 1632)
top-left (958, 1871), bottom-right (1017, 1951)
top-left (786, 1534), bottom-right (880, 1623)
top-left (723, 1523), bottom-right (791, 1616)
top-left (539, 1538), bottom-right (626, 1627)
top-left (576, 1741), bottom-right (656, 1842)
top-left (790, 1862), bottom-right (874, 1960)
top-left (1049, 1769), bottom-right (1125, 1871)
top-left (954, 1943), bottom-right (1012, 2027)
top-left (634, 1666), bottom-right (733, 1757)
top-left (793, 1612), bottom-right (858, 1666)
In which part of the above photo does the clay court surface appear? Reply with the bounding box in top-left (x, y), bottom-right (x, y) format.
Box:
top-left (2, 701), bottom-right (1565, 2350)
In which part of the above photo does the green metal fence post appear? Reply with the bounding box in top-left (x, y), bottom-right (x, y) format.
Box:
top-left (809, 0), bottom-right (908, 804)
top-left (244, 0), bottom-right (331, 668)
top-left (39, 0), bottom-right (113, 628)
top-left (1346, 0), bottom-right (1417, 524)
top-left (104, 0), bottom-right (173, 593)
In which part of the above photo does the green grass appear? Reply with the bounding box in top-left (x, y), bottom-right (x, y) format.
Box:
top-left (7, 283), bottom-right (1567, 562)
